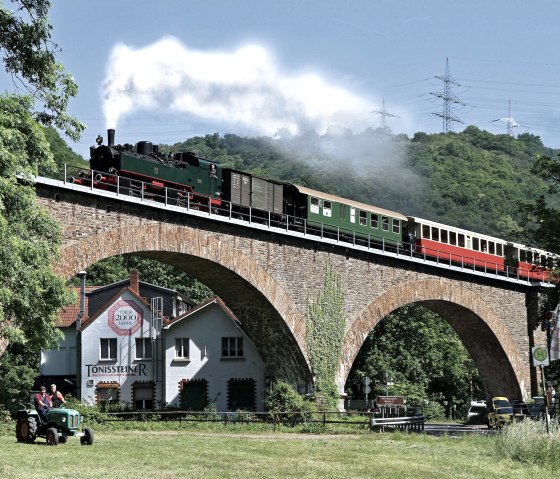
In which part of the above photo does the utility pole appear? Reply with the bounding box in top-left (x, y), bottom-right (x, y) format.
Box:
top-left (492, 100), bottom-right (519, 136)
top-left (431, 57), bottom-right (465, 133)
top-left (372, 97), bottom-right (398, 133)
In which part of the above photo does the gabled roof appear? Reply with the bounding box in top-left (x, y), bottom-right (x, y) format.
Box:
top-left (87, 278), bottom-right (178, 297)
top-left (56, 287), bottom-right (97, 327)
top-left (80, 286), bottom-right (154, 331)
top-left (164, 296), bottom-right (240, 329)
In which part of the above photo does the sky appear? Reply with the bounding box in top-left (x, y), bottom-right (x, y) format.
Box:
top-left (5, 0), bottom-right (560, 158)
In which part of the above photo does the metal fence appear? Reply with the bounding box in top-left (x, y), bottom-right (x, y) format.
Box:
top-left (104, 409), bottom-right (425, 432)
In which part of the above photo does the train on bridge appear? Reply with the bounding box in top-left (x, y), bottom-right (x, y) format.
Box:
top-left (70, 129), bottom-right (557, 282)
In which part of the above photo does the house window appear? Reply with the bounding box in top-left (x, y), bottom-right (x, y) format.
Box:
top-left (135, 338), bottom-right (153, 359)
top-left (133, 383), bottom-right (154, 410)
top-left (96, 383), bottom-right (120, 406)
top-left (100, 338), bottom-right (117, 360)
top-left (370, 214), bottom-right (378, 229)
top-left (175, 338), bottom-right (190, 359)
top-left (359, 210), bottom-right (367, 226)
top-left (227, 378), bottom-right (256, 411)
top-left (392, 219), bottom-right (401, 234)
top-left (222, 337), bottom-right (243, 358)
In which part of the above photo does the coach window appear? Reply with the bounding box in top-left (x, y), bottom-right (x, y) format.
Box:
top-left (392, 219), bottom-right (401, 234)
top-left (310, 197), bottom-right (320, 214)
top-left (381, 216), bottom-right (389, 231)
top-left (520, 249), bottom-right (527, 263)
top-left (339, 204), bottom-right (345, 220)
top-left (472, 237), bottom-right (479, 251)
top-left (359, 210), bottom-right (367, 226)
top-left (440, 229), bottom-right (448, 243)
top-left (370, 213), bottom-right (378, 229)
top-left (350, 208), bottom-right (356, 224)
top-left (323, 200), bottom-right (332, 218)
top-left (497, 243), bottom-right (503, 256)
top-left (100, 338), bottom-right (117, 361)
top-left (449, 231), bottom-right (457, 245)
top-left (431, 227), bottom-right (439, 242)
top-left (489, 242), bottom-right (495, 255)
top-left (480, 240), bottom-right (487, 252)
top-left (422, 224), bottom-right (430, 239)
top-left (458, 234), bottom-right (465, 248)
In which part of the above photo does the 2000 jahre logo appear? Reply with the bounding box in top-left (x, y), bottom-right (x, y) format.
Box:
top-left (108, 299), bottom-right (143, 335)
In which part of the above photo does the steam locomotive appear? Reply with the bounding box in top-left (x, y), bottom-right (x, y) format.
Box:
top-left (70, 129), bottom-right (557, 282)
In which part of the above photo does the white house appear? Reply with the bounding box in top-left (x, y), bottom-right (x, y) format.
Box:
top-left (164, 297), bottom-right (266, 411)
top-left (39, 271), bottom-right (267, 411)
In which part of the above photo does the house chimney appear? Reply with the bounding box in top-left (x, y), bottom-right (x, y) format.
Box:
top-left (129, 270), bottom-right (140, 293)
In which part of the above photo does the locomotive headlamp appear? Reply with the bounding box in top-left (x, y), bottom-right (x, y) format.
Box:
top-left (96, 135), bottom-right (103, 145)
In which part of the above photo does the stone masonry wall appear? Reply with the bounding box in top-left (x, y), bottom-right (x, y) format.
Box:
top-left (37, 183), bottom-right (543, 398)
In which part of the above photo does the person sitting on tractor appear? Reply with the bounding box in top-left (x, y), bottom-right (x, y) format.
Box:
top-left (35, 386), bottom-right (51, 422)
top-left (50, 384), bottom-right (65, 408)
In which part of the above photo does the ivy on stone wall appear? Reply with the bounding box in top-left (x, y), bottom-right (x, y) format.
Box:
top-left (306, 263), bottom-right (345, 410)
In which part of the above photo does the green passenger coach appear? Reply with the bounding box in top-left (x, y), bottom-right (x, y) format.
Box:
top-left (285, 185), bottom-right (407, 247)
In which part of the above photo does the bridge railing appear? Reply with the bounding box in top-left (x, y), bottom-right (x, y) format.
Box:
top-left (52, 165), bottom-right (554, 285)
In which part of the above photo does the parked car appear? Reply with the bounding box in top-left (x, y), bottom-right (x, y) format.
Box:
top-left (466, 400), bottom-right (487, 424)
top-left (487, 397), bottom-right (513, 429)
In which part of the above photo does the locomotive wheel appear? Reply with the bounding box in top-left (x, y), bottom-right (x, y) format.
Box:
top-left (16, 417), bottom-right (37, 443)
top-left (46, 427), bottom-right (59, 446)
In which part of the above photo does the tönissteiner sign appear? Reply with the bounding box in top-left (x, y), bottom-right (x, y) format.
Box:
top-left (85, 363), bottom-right (148, 377)
top-left (108, 299), bottom-right (143, 336)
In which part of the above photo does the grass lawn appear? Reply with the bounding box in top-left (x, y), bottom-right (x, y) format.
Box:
top-left (0, 428), bottom-right (556, 479)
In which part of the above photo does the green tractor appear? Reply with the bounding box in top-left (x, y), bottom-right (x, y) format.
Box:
top-left (16, 403), bottom-right (93, 446)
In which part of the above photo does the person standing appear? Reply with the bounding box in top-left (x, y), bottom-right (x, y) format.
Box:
top-left (50, 384), bottom-right (65, 408)
top-left (35, 386), bottom-right (51, 422)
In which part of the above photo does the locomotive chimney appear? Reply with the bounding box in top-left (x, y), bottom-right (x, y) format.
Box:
top-left (107, 128), bottom-right (115, 147)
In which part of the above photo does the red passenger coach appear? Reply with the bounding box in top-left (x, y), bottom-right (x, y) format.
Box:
top-left (407, 217), bottom-right (557, 281)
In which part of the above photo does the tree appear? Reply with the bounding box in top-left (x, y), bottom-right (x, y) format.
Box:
top-left (0, 94), bottom-right (73, 353)
top-left (0, 0), bottom-right (84, 140)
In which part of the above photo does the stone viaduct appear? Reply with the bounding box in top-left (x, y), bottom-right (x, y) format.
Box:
top-left (35, 178), bottom-right (549, 401)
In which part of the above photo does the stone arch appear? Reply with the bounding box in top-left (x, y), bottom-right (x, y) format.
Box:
top-left (338, 279), bottom-right (528, 400)
top-left (56, 223), bottom-right (311, 382)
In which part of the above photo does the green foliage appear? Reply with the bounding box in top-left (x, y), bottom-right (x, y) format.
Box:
top-left (0, 340), bottom-right (39, 413)
top-left (0, 94), bottom-right (73, 351)
top-left (41, 126), bottom-right (88, 179)
top-left (264, 381), bottom-right (313, 413)
top-left (69, 255), bottom-right (213, 305)
top-left (0, 0), bottom-right (84, 140)
top-left (306, 264), bottom-right (345, 410)
top-left (347, 304), bottom-right (482, 415)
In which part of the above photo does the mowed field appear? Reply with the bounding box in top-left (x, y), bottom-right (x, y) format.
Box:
top-left (0, 429), bottom-right (555, 479)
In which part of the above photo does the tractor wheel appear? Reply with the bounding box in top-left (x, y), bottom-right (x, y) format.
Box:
top-left (46, 427), bottom-right (59, 446)
top-left (80, 428), bottom-right (94, 446)
top-left (16, 417), bottom-right (37, 443)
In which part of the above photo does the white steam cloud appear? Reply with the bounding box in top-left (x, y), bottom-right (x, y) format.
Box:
top-left (102, 36), bottom-right (390, 136)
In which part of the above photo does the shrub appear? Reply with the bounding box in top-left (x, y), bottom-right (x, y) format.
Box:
top-left (494, 420), bottom-right (560, 470)
top-left (264, 381), bottom-right (316, 425)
